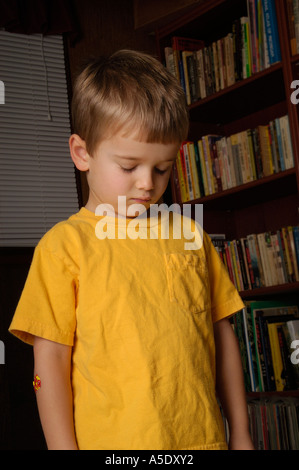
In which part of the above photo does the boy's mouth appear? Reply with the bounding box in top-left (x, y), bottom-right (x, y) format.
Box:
top-left (131, 197), bottom-right (151, 203)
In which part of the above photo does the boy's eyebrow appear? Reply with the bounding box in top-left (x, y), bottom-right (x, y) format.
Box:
top-left (114, 155), bottom-right (140, 161)
top-left (114, 155), bottom-right (176, 162)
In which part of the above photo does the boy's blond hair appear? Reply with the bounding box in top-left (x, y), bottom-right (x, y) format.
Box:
top-left (71, 49), bottom-right (189, 155)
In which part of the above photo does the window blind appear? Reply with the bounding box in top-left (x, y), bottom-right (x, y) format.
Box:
top-left (0, 31), bottom-right (79, 247)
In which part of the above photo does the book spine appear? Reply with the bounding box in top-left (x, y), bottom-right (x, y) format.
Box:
top-left (252, 310), bottom-right (265, 391)
top-left (182, 142), bottom-right (194, 201)
top-left (260, 317), bottom-right (276, 390)
top-left (248, 0), bottom-right (259, 73)
top-left (197, 140), bottom-right (209, 195)
top-left (188, 142), bottom-right (201, 199)
top-left (202, 135), bottom-right (215, 194)
top-left (268, 323), bottom-right (285, 391)
top-left (286, 0), bottom-right (297, 55)
top-left (193, 141), bottom-right (205, 197)
top-left (175, 150), bottom-right (187, 203)
top-left (207, 226), bottom-right (299, 296)
top-left (178, 146), bottom-right (190, 201)
top-left (262, 0), bottom-right (281, 64)
top-left (294, 0), bottom-right (299, 54)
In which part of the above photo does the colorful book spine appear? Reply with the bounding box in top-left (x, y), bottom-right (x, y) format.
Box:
top-left (164, 3), bottom-right (282, 105)
top-left (225, 300), bottom-right (299, 393)
top-left (262, 0), bottom-right (281, 64)
top-left (173, 115), bottom-right (293, 203)
top-left (210, 225), bottom-right (299, 293)
top-left (247, 397), bottom-right (299, 449)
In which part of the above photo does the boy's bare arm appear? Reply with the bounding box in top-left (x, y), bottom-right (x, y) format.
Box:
top-left (33, 336), bottom-right (78, 450)
top-left (214, 317), bottom-right (255, 450)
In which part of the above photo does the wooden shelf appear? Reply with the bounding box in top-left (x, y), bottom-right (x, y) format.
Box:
top-left (188, 64), bottom-right (286, 126)
top-left (156, 0), bottom-right (247, 47)
top-left (175, 168), bottom-right (297, 210)
top-left (291, 52), bottom-right (299, 63)
top-left (189, 62), bottom-right (283, 111)
top-left (239, 281), bottom-right (299, 299)
top-left (247, 390), bottom-right (299, 398)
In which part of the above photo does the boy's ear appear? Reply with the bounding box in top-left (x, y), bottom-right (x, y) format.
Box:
top-left (69, 134), bottom-right (90, 171)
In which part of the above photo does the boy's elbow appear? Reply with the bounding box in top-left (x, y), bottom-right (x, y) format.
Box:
top-left (33, 336), bottom-right (72, 366)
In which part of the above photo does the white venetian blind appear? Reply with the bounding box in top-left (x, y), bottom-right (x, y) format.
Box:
top-left (0, 31), bottom-right (79, 247)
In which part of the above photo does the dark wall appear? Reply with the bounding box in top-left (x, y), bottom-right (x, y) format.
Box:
top-left (67, 0), bottom-right (155, 84)
top-left (0, 249), bottom-right (46, 450)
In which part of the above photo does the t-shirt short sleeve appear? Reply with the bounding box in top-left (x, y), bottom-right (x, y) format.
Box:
top-left (9, 244), bottom-right (77, 346)
top-left (204, 233), bottom-right (245, 323)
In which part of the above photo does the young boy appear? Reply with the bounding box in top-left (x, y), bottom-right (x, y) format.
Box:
top-left (9, 50), bottom-right (254, 450)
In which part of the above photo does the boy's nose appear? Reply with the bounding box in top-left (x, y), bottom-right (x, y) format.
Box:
top-left (136, 171), bottom-right (154, 191)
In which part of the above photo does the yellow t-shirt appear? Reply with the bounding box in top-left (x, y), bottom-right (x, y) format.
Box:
top-left (9, 207), bottom-right (244, 450)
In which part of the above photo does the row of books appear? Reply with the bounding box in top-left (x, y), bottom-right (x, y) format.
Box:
top-left (211, 226), bottom-right (299, 292)
top-left (286, 0), bottom-right (299, 55)
top-left (164, 1), bottom-right (281, 104)
top-left (247, 397), bottom-right (299, 450)
top-left (221, 396), bottom-right (299, 449)
top-left (232, 300), bottom-right (299, 393)
top-left (247, 0), bottom-right (281, 70)
top-left (174, 114), bottom-right (294, 202)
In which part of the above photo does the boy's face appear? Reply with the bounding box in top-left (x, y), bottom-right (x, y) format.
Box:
top-left (85, 132), bottom-right (180, 218)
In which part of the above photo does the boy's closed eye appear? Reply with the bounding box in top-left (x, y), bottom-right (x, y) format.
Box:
top-left (120, 166), bottom-right (172, 175)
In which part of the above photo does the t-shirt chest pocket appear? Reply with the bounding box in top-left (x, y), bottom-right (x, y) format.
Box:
top-left (164, 253), bottom-right (210, 314)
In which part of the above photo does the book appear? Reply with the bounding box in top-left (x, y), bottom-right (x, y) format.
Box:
top-left (279, 115), bottom-right (294, 169)
top-left (247, 397), bottom-right (299, 449)
top-left (232, 311), bottom-right (251, 391)
top-left (196, 140), bottom-right (209, 195)
top-left (187, 141), bottom-right (201, 199)
top-left (182, 142), bottom-right (194, 201)
top-left (286, 319), bottom-right (299, 341)
top-left (286, 0), bottom-right (299, 55)
top-left (165, 2), bottom-right (282, 106)
top-left (166, 37), bottom-right (205, 101)
top-left (231, 301), bottom-right (299, 392)
top-left (262, 0), bottom-right (281, 64)
top-left (294, 0), bottom-right (299, 54)
top-left (247, 0), bottom-right (259, 74)
top-left (283, 319), bottom-right (299, 387)
top-left (211, 225), bottom-right (299, 294)
top-left (173, 115), bottom-right (293, 203)
top-left (286, 0), bottom-right (297, 55)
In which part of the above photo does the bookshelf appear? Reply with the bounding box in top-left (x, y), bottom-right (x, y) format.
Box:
top-left (156, 0), bottom-right (299, 293)
top-left (156, 0), bottom-right (299, 449)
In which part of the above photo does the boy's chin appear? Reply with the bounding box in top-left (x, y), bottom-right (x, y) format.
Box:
top-left (126, 203), bottom-right (148, 218)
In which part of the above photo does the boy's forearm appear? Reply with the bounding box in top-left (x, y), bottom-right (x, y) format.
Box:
top-left (33, 337), bottom-right (78, 450)
top-left (214, 318), bottom-right (254, 450)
